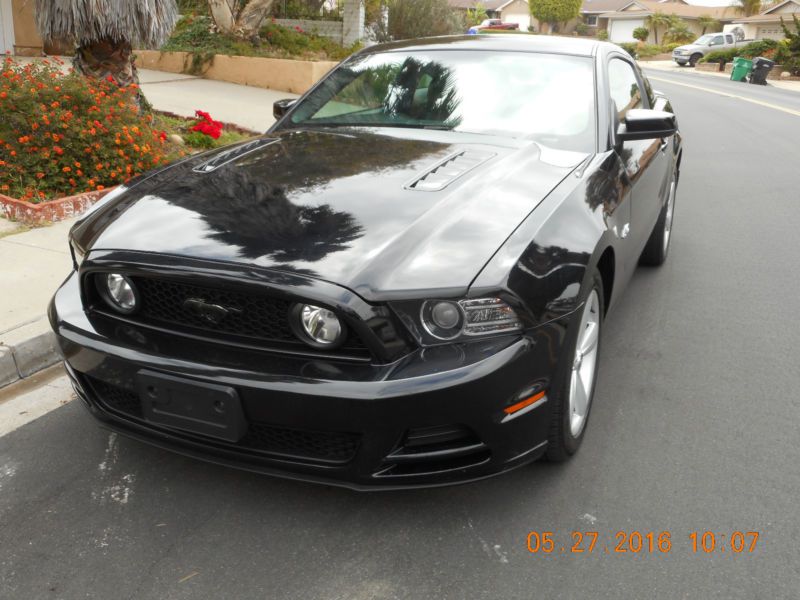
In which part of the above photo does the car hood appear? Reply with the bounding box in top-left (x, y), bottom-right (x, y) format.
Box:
top-left (675, 44), bottom-right (703, 52)
top-left (74, 129), bottom-right (584, 300)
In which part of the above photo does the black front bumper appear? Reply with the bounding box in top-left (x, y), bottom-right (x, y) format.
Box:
top-left (51, 272), bottom-right (571, 490)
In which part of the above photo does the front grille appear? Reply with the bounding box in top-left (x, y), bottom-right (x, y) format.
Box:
top-left (87, 377), bottom-right (360, 464)
top-left (96, 275), bottom-right (371, 359)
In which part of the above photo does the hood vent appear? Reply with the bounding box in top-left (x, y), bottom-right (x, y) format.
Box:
top-left (406, 150), bottom-right (495, 192)
top-left (193, 138), bottom-right (279, 173)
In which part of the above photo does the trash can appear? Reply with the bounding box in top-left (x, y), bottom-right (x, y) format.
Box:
top-left (730, 57), bottom-right (753, 82)
top-left (749, 57), bottom-right (775, 85)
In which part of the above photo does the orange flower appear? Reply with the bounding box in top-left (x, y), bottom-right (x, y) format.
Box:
top-left (36, 172), bottom-right (45, 179)
top-left (53, 146), bottom-right (64, 155)
top-left (62, 166), bottom-right (71, 173)
top-left (96, 185), bottom-right (105, 190)
top-left (95, 163), bottom-right (103, 170)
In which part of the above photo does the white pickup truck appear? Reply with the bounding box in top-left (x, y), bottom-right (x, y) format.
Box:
top-left (672, 32), bottom-right (752, 67)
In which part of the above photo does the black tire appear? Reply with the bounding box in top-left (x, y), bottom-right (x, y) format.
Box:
top-left (689, 53), bottom-right (702, 67)
top-left (677, 62), bottom-right (688, 67)
top-left (545, 270), bottom-right (604, 462)
top-left (640, 169), bottom-right (677, 266)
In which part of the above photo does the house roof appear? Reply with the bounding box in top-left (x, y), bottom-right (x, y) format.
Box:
top-left (732, 0), bottom-right (800, 22)
top-left (447, 0), bottom-right (522, 10)
top-left (600, 0), bottom-right (737, 21)
top-left (581, 0), bottom-right (631, 14)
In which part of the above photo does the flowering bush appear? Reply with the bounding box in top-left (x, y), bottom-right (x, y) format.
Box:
top-left (190, 110), bottom-right (222, 139)
top-left (0, 55), bottom-right (169, 202)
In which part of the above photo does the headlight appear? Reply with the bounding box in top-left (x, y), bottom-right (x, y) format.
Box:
top-left (96, 273), bottom-right (139, 314)
top-left (291, 303), bottom-right (347, 349)
top-left (404, 297), bottom-right (524, 343)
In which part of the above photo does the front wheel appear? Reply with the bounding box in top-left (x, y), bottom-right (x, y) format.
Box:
top-left (545, 272), bottom-right (604, 461)
top-left (689, 53), bottom-right (702, 67)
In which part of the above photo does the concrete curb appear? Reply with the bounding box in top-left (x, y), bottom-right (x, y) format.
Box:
top-left (0, 318), bottom-right (61, 388)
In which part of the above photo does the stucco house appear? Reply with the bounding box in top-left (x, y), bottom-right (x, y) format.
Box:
top-left (449, 0), bottom-right (534, 32)
top-left (599, 0), bottom-right (737, 43)
top-left (729, 0), bottom-right (800, 40)
top-left (0, 0), bottom-right (44, 55)
top-left (580, 0), bottom-right (630, 33)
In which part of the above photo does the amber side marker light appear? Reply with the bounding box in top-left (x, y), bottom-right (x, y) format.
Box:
top-left (504, 390), bottom-right (547, 415)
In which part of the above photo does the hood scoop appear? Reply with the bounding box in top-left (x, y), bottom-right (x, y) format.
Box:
top-left (193, 137), bottom-right (279, 173)
top-left (406, 150), bottom-right (495, 192)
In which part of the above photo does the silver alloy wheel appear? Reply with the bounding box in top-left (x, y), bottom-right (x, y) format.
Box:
top-left (568, 290), bottom-right (600, 437)
top-left (663, 174), bottom-right (677, 255)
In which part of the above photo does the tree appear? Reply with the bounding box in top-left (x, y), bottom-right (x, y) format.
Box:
top-left (733, 0), bottom-right (762, 17)
top-left (632, 26), bottom-right (649, 42)
top-left (35, 0), bottom-right (179, 88)
top-left (697, 15), bottom-right (721, 35)
top-left (466, 3), bottom-right (488, 27)
top-left (374, 0), bottom-right (462, 41)
top-left (646, 11), bottom-right (671, 45)
top-left (208, 0), bottom-right (275, 37)
top-left (529, 0), bottom-right (582, 34)
top-left (664, 16), bottom-right (693, 44)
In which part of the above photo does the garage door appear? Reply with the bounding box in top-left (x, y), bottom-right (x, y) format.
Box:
top-left (0, 0), bottom-right (14, 54)
top-left (609, 18), bottom-right (645, 43)
top-left (756, 26), bottom-right (784, 40)
top-left (505, 14), bottom-right (531, 31)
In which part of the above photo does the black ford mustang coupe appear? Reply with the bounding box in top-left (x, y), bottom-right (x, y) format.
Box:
top-left (50, 35), bottom-right (681, 489)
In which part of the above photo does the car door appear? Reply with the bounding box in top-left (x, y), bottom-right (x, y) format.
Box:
top-left (607, 55), bottom-right (670, 266)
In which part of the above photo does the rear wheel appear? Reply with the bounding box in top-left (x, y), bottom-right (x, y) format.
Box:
top-left (640, 168), bottom-right (677, 266)
top-left (546, 272), bottom-right (603, 461)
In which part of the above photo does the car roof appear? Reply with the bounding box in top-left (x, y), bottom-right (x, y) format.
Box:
top-left (361, 34), bottom-right (605, 58)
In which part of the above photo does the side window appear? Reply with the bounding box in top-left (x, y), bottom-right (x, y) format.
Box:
top-left (712, 35), bottom-right (724, 46)
top-left (725, 34), bottom-right (733, 44)
top-left (608, 58), bottom-right (644, 119)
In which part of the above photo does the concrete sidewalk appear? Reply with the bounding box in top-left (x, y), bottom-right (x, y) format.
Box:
top-left (1, 65), bottom-right (299, 387)
top-left (139, 69), bottom-right (298, 133)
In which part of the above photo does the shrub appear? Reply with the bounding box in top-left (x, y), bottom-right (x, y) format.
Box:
top-left (739, 39), bottom-right (779, 58)
top-left (375, 0), bottom-right (462, 41)
top-left (618, 42), bottom-right (638, 58)
top-left (163, 15), bottom-right (358, 61)
top-left (700, 49), bottom-right (737, 64)
top-left (662, 42), bottom-right (683, 53)
top-left (597, 29), bottom-right (608, 41)
top-left (576, 22), bottom-right (590, 36)
top-left (636, 44), bottom-right (663, 58)
top-left (0, 56), bottom-right (169, 202)
top-left (633, 26), bottom-right (649, 42)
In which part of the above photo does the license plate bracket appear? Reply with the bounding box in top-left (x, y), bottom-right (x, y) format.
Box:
top-left (137, 370), bottom-right (247, 443)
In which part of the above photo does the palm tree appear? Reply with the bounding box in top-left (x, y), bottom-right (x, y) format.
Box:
top-left (697, 15), bottom-right (720, 34)
top-left (208, 0), bottom-right (276, 38)
top-left (646, 11), bottom-right (671, 45)
top-left (732, 0), bottom-right (762, 17)
top-left (34, 0), bottom-right (179, 87)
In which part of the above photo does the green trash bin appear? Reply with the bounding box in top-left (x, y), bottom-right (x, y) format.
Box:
top-left (730, 57), bottom-right (753, 82)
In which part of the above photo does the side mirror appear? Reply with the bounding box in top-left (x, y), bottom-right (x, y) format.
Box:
top-left (273, 98), bottom-right (297, 120)
top-left (616, 109), bottom-right (677, 142)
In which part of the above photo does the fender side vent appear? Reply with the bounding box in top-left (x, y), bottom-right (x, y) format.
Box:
top-left (406, 150), bottom-right (495, 192)
top-left (193, 138), bottom-right (279, 173)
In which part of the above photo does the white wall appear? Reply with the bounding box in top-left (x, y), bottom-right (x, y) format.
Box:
top-left (0, 0), bottom-right (16, 54)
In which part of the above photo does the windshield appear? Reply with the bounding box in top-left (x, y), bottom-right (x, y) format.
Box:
top-left (695, 35), bottom-right (714, 45)
top-left (287, 50), bottom-right (596, 152)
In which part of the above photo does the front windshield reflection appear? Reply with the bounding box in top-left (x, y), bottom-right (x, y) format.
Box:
top-left (287, 50), bottom-right (596, 152)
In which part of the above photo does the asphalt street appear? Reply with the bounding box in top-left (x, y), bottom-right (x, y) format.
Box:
top-left (2, 72), bottom-right (800, 599)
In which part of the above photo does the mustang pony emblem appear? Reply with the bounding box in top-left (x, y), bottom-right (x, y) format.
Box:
top-left (182, 298), bottom-right (241, 325)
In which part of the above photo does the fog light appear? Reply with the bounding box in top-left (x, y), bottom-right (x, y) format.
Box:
top-left (98, 273), bottom-right (138, 314)
top-left (292, 303), bottom-right (346, 348)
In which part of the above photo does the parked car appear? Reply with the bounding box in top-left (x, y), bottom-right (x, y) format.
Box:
top-left (673, 32), bottom-right (752, 66)
top-left (467, 18), bottom-right (519, 34)
top-left (51, 35), bottom-right (681, 490)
